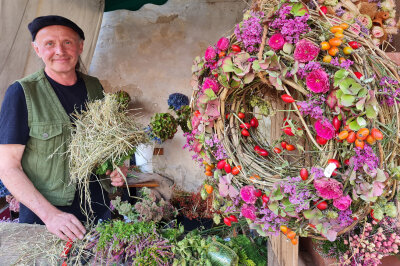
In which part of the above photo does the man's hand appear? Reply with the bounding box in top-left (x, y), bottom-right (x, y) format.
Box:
top-left (44, 209), bottom-right (86, 241)
top-left (106, 165), bottom-right (128, 187)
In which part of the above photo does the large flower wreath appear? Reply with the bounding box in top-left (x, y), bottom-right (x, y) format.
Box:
top-left (184, 0), bottom-right (400, 247)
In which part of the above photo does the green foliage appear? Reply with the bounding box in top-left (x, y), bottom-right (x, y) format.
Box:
top-left (314, 237), bottom-right (348, 261)
top-left (172, 231), bottom-right (212, 266)
top-left (95, 220), bottom-right (155, 251)
top-left (149, 112), bottom-right (178, 142)
top-left (174, 105), bottom-right (191, 133)
top-left (207, 241), bottom-right (239, 266)
top-left (223, 235), bottom-right (268, 266)
top-left (95, 148), bottom-right (135, 175)
top-left (114, 90), bottom-right (131, 110)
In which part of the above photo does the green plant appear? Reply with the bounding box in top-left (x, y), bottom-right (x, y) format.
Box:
top-left (174, 105), bottom-right (191, 133)
top-left (149, 113), bottom-right (178, 143)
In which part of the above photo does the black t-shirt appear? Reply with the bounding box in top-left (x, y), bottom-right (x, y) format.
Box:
top-left (0, 72), bottom-right (88, 145)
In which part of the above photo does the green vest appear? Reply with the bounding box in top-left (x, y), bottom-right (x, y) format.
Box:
top-left (18, 69), bottom-right (104, 206)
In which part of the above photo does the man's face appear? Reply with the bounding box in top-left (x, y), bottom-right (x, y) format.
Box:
top-left (32, 25), bottom-right (83, 75)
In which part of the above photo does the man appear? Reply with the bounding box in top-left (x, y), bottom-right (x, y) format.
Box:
top-left (0, 15), bottom-right (125, 241)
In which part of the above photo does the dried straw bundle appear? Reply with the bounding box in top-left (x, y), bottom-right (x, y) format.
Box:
top-left (68, 93), bottom-right (148, 183)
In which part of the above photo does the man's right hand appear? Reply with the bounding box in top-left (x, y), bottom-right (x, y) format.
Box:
top-left (44, 209), bottom-right (86, 241)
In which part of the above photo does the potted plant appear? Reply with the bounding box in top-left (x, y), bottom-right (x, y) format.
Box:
top-left (170, 187), bottom-right (216, 232)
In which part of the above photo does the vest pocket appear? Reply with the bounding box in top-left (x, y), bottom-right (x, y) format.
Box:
top-left (28, 123), bottom-right (64, 155)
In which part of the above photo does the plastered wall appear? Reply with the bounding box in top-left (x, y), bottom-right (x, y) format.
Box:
top-left (89, 0), bottom-right (249, 191)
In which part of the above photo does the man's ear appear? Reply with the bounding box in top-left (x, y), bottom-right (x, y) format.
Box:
top-left (31, 42), bottom-right (40, 57)
top-left (79, 40), bottom-right (84, 55)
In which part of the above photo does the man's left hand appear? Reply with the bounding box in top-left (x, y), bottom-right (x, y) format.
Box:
top-left (106, 166), bottom-right (128, 187)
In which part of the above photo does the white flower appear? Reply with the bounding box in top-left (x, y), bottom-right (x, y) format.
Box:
top-left (381, 0), bottom-right (395, 11)
top-left (372, 38), bottom-right (381, 46)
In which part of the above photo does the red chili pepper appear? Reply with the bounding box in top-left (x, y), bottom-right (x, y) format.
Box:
top-left (224, 163), bottom-right (232, 174)
top-left (258, 149), bottom-right (269, 156)
top-left (317, 201), bottom-right (328, 210)
top-left (281, 94), bottom-right (295, 103)
top-left (281, 141), bottom-right (287, 149)
top-left (217, 160), bottom-right (226, 169)
top-left (332, 116), bottom-right (341, 132)
top-left (300, 168), bottom-right (309, 181)
top-left (274, 147), bottom-right (282, 154)
top-left (61, 239), bottom-right (73, 258)
top-left (237, 112), bottom-right (245, 119)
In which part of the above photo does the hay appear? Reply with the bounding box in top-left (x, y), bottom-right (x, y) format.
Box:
top-left (66, 93), bottom-right (148, 219)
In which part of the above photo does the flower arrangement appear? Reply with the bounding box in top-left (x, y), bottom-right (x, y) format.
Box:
top-left (147, 93), bottom-right (191, 143)
top-left (311, 0), bottom-right (399, 47)
top-left (185, 0), bottom-right (400, 256)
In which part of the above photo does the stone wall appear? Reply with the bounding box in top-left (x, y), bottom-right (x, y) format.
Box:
top-left (89, 0), bottom-right (249, 190)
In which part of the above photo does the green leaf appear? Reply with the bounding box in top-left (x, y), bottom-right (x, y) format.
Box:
top-left (357, 117), bottom-right (367, 128)
top-left (376, 168), bottom-right (387, 182)
top-left (272, 188), bottom-right (284, 201)
top-left (252, 60), bottom-right (261, 72)
top-left (341, 94), bottom-right (356, 107)
top-left (303, 209), bottom-right (315, 219)
top-left (290, 2), bottom-right (308, 16)
top-left (356, 98), bottom-right (366, 111)
top-left (365, 105), bottom-right (378, 119)
top-left (336, 90), bottom-right (343, 99)
top-left (204, 88), bottom-right (217, 100)
top-left (349, 120), bottom-right (361, 131)
top-left (334, 69), bottom-right (349, 86)
top-left (222, 57), bottom-right (234, 72)
top-left (243, 73), bottom-right (255, 84)
top-left (358, 88), bottom-right (368, 97)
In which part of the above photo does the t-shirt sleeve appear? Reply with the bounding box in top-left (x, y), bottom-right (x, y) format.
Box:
top-left (0, 82), bottom-right (29, 145)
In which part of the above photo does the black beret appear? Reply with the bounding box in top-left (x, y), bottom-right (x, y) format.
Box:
top-left (28, 15), bottom-right (85, 41)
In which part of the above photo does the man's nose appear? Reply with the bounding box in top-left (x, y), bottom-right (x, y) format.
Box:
top-left (54, 43), bottom-right (66, 54)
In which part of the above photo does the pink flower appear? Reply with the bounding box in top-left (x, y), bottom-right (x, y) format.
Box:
top-left (314, 177), bottom-right (343, 199)
top-left (205, 99), bottom-right (220, 120)
top-left (240, 185), bottom-right (257, 204)
top-left (216, 37), bottom-right (230, 51)
top-left (193, 139), bottom-right (202, 153)
top-left (268, 33), bottom-right (285, 50)
top-left (241, 204), bottom-right (257, 220)
top-left (294, 39), bottom-right (320, 63)
top-left (306, 69), bottom-right (330, 93)
top-left (372, 26), bottom-right (384, 38)
top-left (205, 46), bottom-right (217, 61)
top-left (349, 23), bottom-right (361, 35)
top-left (333, 195), bottom-right (352, 210)
top-left (202, 78), bottom-right (220, 94)
top-left (314, 119), bottom-right (336, 140)
top-left (191, 115), bottom-right (201, 131)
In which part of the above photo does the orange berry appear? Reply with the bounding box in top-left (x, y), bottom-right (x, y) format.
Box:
top-left (329, 38), bottom-right (342, 47)
top-left (205, 165), bottom-right (212, 171)
top-left (321, 41), bottom-right (331, 50)
top-left (338, 130), bottom-right (349, 140)
top-left (339, 57), bottom-right (346, 63)
top-left (343, 46), bottom-right (353, 55)
top-left (355, 139), bottom-right (365, 149)
top-left (371, 128), bottom-right (383, 140)
top-left (280, 225), bottom-right (288, 234)
top-left (323, 55), bottom-right (332, 63)
top-left (330, 26), bottom-right (344, 33)
top-left (346, 131), bottom-right (356, 143)
top-left (366, 135), bottom-right (376, 145)
top-left (328, 46), bottom-right (339, 56)
top-left (287, 231), bottom-right (296, 240)
top-left (205, 170), bottom-right (213, 176)
top-left (286, 144), bottom-right (296, 151)
top-left (204, 184), bottom-right (213, 194)
top-left (356, 128), bottom-right (370, 140)
top-left (291, 238), bottom-right (298, 245)
top-left (334, 32), bottom-right (345, 39)
top-left (339, 23), bottom-right (349, 30)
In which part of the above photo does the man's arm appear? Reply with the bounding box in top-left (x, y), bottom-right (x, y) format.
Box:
top-left (0, 144), bottom-right (86, 241)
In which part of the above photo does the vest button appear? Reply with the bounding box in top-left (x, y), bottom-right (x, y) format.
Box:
top-left (42, 133), bottom-right (49, 138)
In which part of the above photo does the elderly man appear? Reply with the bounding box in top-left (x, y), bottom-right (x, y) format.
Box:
top-left (0, 15), bottom-right (125, 241)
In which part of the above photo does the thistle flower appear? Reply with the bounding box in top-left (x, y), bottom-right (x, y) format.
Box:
top-left (202, 78), bottom-right (220, 94)
top-left (333, 195), bottom-right (352, 211)
top-left (241, 204), bottom-right (257, 220)
top-left (216, 37), bottom-right (230, 51)
top-left (204, 46), bottom-right (217, 61)
top-left (240, 185), bottom-right (257, 204)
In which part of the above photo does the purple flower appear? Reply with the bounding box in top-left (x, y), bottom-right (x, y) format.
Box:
top-left (333, 195), bottom-right (352, 210)
top-left (240, 185), bottom-right (257, 204)
top-left (294, 39), bottom-right (320, 63)
top-left (330, 57), bottom-right (354, 70)
top-left (314, 178), bottom-right (343, 199)
top-left (351, 144), bottom-right (379, 173)
top-left (216, 37), bottom-right (229, 51)
top-left (202, 78), bottom-right (220, 94)
top-left (241, 204), bottom-right (257, 220)
top-left (219, 174), bottom-right (239, 198)
top-left (234, 11), bottom-right (264, 53)
top-left (314, 119), bottom-right (336, 140)
top-left (297, 100), bottom-right (324, 120)
top-left (268, 33), bottom-right (285, 50)
top-left (311, 167), bottom-right (325, 179)
top-left (204, 46), bottom-right (216, 62)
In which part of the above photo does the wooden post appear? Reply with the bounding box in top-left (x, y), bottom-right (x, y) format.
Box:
top-left (267, 93), bottom-right (299, 266)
